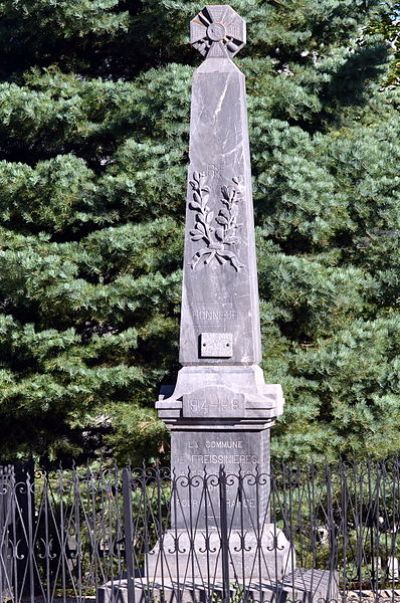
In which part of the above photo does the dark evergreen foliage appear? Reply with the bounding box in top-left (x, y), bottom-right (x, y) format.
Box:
top-left (0, 0), bottom-right (398, 463)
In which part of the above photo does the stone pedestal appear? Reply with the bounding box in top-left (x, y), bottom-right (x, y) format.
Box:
top-left (146, 529), bottom-right (294, 582)
top-left (151, 393), bottom-right (295, 582)
top-left (170, 429), bottom-right (270, 531)
top-left (99, 570), bottom-right (339, 603)
top-left (157, 364), bottom-right (284, 534)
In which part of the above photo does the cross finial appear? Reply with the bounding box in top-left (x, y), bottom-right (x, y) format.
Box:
top-left (190, 5), bottom-right (246, 59)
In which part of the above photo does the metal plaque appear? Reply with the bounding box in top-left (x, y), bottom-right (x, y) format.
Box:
top-left (200, 332), bottom-right (233, 358)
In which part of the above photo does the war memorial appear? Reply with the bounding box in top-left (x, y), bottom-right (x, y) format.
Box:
top-left (100, 6), bottom-right (337, 602)
top-left (1, 3), bottom-right (399, 603)
top-left (153, 2), bottom-right (291, 580)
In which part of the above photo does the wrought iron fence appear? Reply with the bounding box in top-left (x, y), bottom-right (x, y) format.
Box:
top-left (1, 460), bottom-right (400, 602)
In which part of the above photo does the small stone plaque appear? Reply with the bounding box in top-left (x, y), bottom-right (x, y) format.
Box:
top-left (183, 386), bottom-right (245, 418)
top-left (200, 332), bottom-right (233, 358)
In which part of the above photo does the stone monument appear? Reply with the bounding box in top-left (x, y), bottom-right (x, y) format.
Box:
top-left (99, 7), bottom-right (340, 602)
top-left (152, 3), bottom-right (293, 583)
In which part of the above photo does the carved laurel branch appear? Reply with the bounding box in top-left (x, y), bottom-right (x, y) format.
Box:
top-left (189, 172), bottom-right (244, 272)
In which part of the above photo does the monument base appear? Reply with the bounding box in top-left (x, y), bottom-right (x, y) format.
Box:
top-left (99, 569), bottom-right (339, 603)
top-left (145, 527), bottom-right (294, 581)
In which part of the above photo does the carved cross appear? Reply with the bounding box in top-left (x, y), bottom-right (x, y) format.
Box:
top-left (190, 5), bottom-right (246, 59)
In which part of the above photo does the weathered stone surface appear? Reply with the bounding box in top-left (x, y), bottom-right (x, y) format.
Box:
top-left (151, 4), bottom-right (290, 585)
top-left (98, 569), bottom-right (339, 603)
top-left (179, 40), bottom-right (260, 367)
top-left (182, 385), bottom-right (245, 417)
top-left (145, 529), bottom-right (294, 582)
top-left (156, 5), bottom-right (284, 433)
top-left (199, 332), bottom-right (233, 358)
top-left (190, 5), bottom-right (246, 59)
top-left (171, 430), bottom-right (269, 529)
top-left (156, 366), bottom-right (284, 426)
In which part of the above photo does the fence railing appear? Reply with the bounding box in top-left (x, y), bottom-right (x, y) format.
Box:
top-left (1, 460), bottom-right (400, 602)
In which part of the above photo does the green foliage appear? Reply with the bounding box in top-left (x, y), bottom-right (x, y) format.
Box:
top-left (368, 2), bottom-right (400, 85)
top-left (0, 0), bottom-right (398, 464)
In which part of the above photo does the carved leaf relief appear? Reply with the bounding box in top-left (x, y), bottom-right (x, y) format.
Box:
top-left (189, 172), bottom-right (244, 272)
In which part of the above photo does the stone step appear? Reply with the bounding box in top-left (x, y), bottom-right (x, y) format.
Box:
top-left (98, 569), bottom-right (338, 603)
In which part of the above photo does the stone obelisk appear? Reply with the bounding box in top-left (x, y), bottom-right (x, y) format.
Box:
top-left (158, 3), bottom-right (284, 499)
top-left (153, 4), bottom-right (293, 581)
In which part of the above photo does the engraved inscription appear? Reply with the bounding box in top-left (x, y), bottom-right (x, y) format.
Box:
top-left (174, 435), bottom-right (259, 469)
top-left (193, 307), bottom-right (237, 324)
top-left (206, 161), bottom-right (225, 180)
top-left (200, 333), bottom-right (233, 358)
top-left (189, 172), bottom-right (245, 272)
top-left (182, 386), bottom-right (245, 417)
top-left (190, 453), bottom-right (258, 464)
top-left (172, 432), bottom-right (268, 529)
top-left (176, 498), bottom-right (256, 509)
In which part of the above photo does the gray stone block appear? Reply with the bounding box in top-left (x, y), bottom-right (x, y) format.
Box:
top-left (170, 429), bottom-right (270, 529)
top-left (98, 569), bottom-right (338, 603)
top-left (156, 366), bottom-right (284, 428)
top-left (145, 529), bottom-right (295, 582)
top-left (280, 569), bottom-right (340, 602)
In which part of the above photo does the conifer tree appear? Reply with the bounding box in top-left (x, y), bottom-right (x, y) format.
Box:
top-left (0, 0), bottom-right (398, 464)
